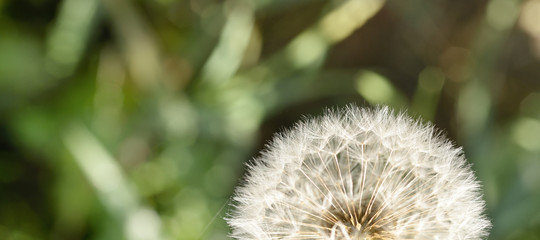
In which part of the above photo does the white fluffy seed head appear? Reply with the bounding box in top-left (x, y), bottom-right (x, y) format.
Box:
top-left (227, 105), bottom-right (491, 240)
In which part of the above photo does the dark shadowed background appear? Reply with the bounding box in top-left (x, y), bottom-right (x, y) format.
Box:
top-left (1, 0), bottom-right (540, 239)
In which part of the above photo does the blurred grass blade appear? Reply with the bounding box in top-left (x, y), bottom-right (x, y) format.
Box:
top-left (318, 0), bottom-right (385, 43)
top-left (63, 124), bottom-right (137, 217)
top-left (46, 0), bottom-right (100, 77)
top-left (101, 0), bottom-right (162, 90)
top-left (201, 1), bottom-right (255, 84)
top-left (284, 0), bottom-right (386, 68)
top-left (63, 124), bottom-right (163, 240)
top-left (226, 0), bottom-right (387, 111)
top-left (355, 70), bottom-right (407, 109)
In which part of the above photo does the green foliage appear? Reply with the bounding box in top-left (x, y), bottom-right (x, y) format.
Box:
top-left (1, 0), bottom-right (539, 239)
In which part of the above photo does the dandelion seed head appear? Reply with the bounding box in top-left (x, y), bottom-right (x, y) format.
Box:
top-left (228, 105), bottom-right (491, 239)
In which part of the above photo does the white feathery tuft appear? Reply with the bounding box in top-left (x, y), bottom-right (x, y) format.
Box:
top-left (227, 105), bottom-right (491, 240)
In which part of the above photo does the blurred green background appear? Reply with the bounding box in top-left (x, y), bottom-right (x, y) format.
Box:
top-left (1, 0), bottom-right (540, 239)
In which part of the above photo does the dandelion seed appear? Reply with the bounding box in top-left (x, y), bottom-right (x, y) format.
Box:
top-left (227, 105), bottom-right (491, 239)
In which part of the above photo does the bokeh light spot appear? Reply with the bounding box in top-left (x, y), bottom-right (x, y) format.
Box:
top-left (512, 117), bottom-right (540, 151)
